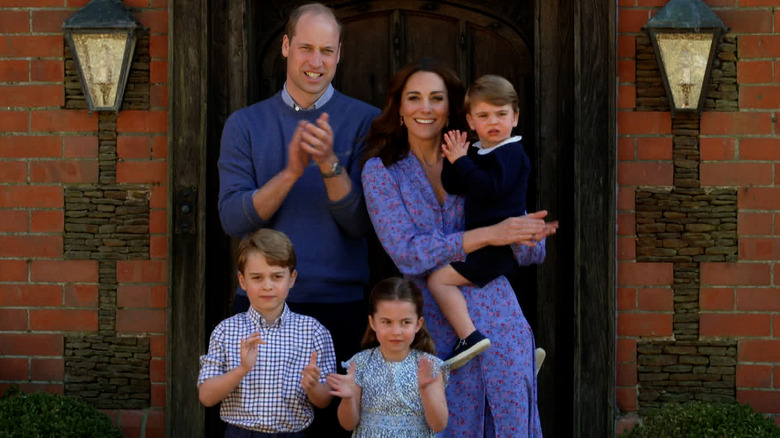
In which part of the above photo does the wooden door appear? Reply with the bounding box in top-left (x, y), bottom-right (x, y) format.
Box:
top-left (171, 0), bottom-right (615, 436)
top-left (252, 1), bottom-right (533, 130)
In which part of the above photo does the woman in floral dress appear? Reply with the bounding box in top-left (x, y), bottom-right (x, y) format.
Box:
top-left (361, 58), bottom-right (555, 437)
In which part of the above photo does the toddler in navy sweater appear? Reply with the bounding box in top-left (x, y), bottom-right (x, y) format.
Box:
top-left (428, 75), bottom-right (555, 370)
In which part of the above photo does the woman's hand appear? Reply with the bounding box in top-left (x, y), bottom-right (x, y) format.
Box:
top-left (490, 211), bottom-right (555, 247)
top-left (442, 130), bottom-right (469, 164)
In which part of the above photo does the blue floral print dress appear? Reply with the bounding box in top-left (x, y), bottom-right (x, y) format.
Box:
top-left (361, 154), bottom-right (544, 437)
top-left (343, 348), bottom-right (447, 438)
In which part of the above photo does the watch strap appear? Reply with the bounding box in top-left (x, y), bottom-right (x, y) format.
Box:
top-left (321, 161), bottom-right (343, 178)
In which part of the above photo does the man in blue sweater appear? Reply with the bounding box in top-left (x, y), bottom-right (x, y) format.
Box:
top-left (217, 3), bottom-right (380, 436)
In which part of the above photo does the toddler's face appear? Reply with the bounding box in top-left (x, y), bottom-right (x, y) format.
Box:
top-left (466, 101), bottom-right (519, 149)
top-left (368, 300), bottom-right (423, 362)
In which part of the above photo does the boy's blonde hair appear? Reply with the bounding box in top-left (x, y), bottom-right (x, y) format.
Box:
top-left (236, 229), bottom-right (297, 273)
top-left (464, 74), bottom-right (519, 113)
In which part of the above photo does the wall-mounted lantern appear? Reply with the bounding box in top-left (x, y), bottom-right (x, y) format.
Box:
top-left (645, 0), bottom-right (727, 116)
top-left (63, 0), bottom-right (141, 113)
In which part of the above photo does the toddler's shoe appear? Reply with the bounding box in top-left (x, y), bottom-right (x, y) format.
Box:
top-left (535, 347), bottom-right (546, 376)
top-left (445, 330), bottom-right (491, 370)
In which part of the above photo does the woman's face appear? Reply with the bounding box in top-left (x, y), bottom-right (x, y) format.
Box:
top-left (399, 71), bottom-right (450, 147)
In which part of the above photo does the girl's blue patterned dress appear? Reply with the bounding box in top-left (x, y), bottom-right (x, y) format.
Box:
top-left (343, 348), bottom-right (447, 438)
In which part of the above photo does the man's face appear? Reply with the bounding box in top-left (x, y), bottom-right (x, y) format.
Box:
top-left (281, 12), bottom-right (341, 108)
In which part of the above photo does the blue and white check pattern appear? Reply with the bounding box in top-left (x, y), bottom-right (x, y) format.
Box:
top-left (198, 304), bottom-right (336, 433)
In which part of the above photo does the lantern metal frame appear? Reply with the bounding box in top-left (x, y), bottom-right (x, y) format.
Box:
top-left (644, 0), bottom-right (728, 116)
top-left (62, 0), bottom-right (141, 113)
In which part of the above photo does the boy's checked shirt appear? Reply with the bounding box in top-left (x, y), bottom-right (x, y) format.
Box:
top-left (198, 304), bottom-right (336, 433)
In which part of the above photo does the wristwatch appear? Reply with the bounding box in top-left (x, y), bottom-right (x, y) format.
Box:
top-left (321, 161), bottom-right (343, 178)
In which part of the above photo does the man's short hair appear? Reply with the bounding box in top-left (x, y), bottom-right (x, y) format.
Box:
top-left (237, 229), bottom-right (297, 273)
top-left (284, 3), bottom-right (343, 43)
top-left (464, 75), bottom-right (520, 113)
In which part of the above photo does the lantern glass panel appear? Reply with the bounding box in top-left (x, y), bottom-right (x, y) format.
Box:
top-left (71, 32), bottom-right (128, 109)
top-left (655, 32), bottom-right (715, 111)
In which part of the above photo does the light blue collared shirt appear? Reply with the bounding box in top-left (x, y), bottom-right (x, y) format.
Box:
top-left (281, 82), bottom-right (334, 111)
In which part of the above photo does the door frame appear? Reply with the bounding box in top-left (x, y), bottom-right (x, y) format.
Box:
top-left (168, 0), bottom-right (616, 436)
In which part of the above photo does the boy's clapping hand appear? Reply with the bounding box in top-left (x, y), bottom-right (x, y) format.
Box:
top-left (239, 332), bottom-right (265, 373)
top-left (301, 351), bottom-right (321, 391)
top-left (326, 361), bottom-right (359, 399)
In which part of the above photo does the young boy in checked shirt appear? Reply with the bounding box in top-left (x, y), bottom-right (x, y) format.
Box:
top-left (198, 229), bottom-right (336, 437)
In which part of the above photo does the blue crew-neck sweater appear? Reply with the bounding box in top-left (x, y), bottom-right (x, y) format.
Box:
top-left (218, 91), bottom-right (380, 303)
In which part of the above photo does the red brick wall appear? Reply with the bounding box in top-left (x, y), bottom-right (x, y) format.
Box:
top-left (0, 1), bottom-right (168, 437)
top-left (618, 0), bottom-right (780, 433)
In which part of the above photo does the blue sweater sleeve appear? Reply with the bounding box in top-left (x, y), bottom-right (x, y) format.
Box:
top-left (217, 112), bottom-right (268, 238)
top-left (326, 107), bottom-right (379, 238)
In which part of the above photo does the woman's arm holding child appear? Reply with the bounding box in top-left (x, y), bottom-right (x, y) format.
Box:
top-left (327, 362), bottom-right (362, 431)
top-left (301, 351), bottom-right (333, 408)
top-left (418, 356), bottom-right (448, 433)
top-left (198, 333), bottom-right (264, 407)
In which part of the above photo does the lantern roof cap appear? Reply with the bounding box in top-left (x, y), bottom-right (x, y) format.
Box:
top-left (62, 0), bottom-right (141, 30)
top-left (646, 0), bottom-right (726, 31)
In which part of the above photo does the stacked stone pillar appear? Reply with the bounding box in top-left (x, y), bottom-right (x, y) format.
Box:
top-left (62, 38), bottom-right (153, 409)
top-left (635, 114), bottom-right (739, 414)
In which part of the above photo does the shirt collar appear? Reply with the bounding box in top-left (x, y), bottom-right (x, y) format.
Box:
top-left (246, 304), bottom-right (290, 329)
top-left (281, 82), bottom-right (334, 111)
top-left (473, 135), bottom-right (523, 155)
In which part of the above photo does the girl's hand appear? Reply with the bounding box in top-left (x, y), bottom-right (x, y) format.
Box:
top-left (418, 356), bottom-right (437, 390)
top-left (442, 130), bottom-right (469, 164)
top-left (239, 333), bottom-right (265, 373)
top-left (327, 361), bottom-right (359, 399)
top-left (301, 351), bottom-right (321, 391)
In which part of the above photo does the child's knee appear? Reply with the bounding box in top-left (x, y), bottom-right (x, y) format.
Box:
top-left (427, 267), bottom-right (446, 288)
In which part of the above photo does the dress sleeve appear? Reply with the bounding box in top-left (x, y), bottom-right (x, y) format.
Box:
top-left (362, 158), bottom-right (465, 276)
top-left (511, 237), bottom-right (547, 266)
top-left (341, 350), bottom-right (367, 388)
top-left (423, 352), bottom-right (450, 387)
top-left (326, 114), bottom-right (376, 238)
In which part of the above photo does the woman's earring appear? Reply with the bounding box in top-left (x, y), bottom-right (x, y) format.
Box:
top-left (445, 118), bottom-right (450, 128)
top-left (400, 116), bottom-right (404, 126)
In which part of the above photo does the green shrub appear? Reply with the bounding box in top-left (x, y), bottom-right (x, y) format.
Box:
top-left (622, 401), bottom-right (780, 438)
top-left (0, 386), bottom-right (123, 438)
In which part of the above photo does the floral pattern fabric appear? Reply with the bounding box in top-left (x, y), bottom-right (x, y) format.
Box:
top-left (362, 155), bottom-right (544, 438)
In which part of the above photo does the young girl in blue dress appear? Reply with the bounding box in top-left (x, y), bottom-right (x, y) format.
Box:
top-left (327, 277), bottom-right (448, 437)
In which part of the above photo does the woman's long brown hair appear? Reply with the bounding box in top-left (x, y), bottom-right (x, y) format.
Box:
top-left (360, 277), bottom-right (436, 355)
top-left (363, 58), bottom-right (466, 168)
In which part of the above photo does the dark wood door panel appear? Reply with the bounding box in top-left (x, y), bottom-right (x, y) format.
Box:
top-left (337, 12), bottom-right (395, 107)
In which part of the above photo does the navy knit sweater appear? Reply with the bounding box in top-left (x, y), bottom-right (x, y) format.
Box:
top-left (218, 91), bottom-right (380, 303)
top-left (441, 137), bottom-right (530, 229)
